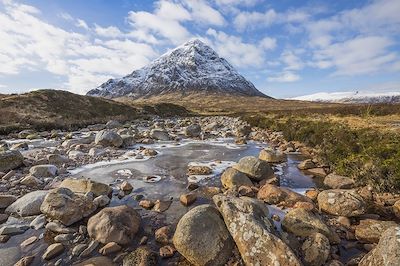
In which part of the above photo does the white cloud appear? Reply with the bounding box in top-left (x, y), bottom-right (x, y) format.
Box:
top-left (0, 0), bottom-right (158, 94)
top-left (94, 24), bottom-right (123, 38)
top-left (214, 0), bottom-right (260, 6)
top-left (206, 28), bottom-right (265, 67)
top-left (76, 19), bottom-right (89, 30)
top-left (281, 51), bottom-right (304, 71)
top-left (259, 37), bottom-right (277, 50)
top-left (267, 71), bottom-right (300, 82)
top-left (234, 9), bottom-right (277, 31)
top-left (184, 0), bottom-right (226, 26)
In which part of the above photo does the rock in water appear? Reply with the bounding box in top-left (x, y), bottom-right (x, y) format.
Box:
top-left (259, 148), bottom-right (287, 163)
top-left (233, 156), bottom-right (274, 181)
top-left (123, 247), bottom-right (157, 266)
top-left (257, 184), bottom-right (312, 208)
top-left (95, 130), bottom-right (123, 147)
top-left (59, 178), bottom-right (112, 197)
top-left (317, 189), bottom-right (367, 217)
top-left (87, 39), bottom-right (266, 98)
top-left (173, 205), bottom-right (234, 266)
top-left (355, 219), bottom-right (397, 243)
top-left (323, 173), bottom-right (355, 189)
top-left (213, 195), bottom-right (301, 266)
top-left (221, 167), bottom-right (253, 189)
top-left (40, 188), bottom-right (96, 226)
top-left (6, 190), bottom-right (48, 216)
top-left (185, 124), bottom-right (202, 138)
top-left (359, 226), bottom-right (400, 265)
top-left (88, 205), bottom-right (141, 245)
top-left (0, 150), bottom-right (24, 172)
top-left (302, 233), bottom-right (330, 266)
top-left (29, 164), bottom-right (58, 177)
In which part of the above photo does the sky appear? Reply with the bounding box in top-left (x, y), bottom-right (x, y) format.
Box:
top-left (0, 0), bottom-right (399, 98)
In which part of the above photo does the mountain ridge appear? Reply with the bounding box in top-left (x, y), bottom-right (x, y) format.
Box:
top-left (87, 39), bottom-right (267, 98)
top-left (292, 91), bottom-right (400, 104)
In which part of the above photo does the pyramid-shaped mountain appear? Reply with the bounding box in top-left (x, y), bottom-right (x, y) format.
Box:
top-left (87, 39), bottom-right (267, 98)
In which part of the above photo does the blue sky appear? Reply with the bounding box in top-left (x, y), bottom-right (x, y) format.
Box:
top-left (0, 0), bottom-right (399, 98)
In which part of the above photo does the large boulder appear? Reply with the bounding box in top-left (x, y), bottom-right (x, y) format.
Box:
top-left (282, 208), bottom-right (339, 244)
top-left (150, 129), bottom-right (170, 141)
top-left (355, 219), bottom-right (397, 244)
top-left (184, 124), bottom-right (202, 137)
top-left (95, 130), bottom-right (123, 147)
top-left (173, 205), bottom-right (233, 266)
top-left (221, 167), bottom-right (253, 189)
top-left (6, 190), bottom-right (48, 216)
top-left (0, 150), bottom-right (24, 172)
top-left (29, 164), bottom-right (58, 177)
top-left (40, 188), bottom-right (96, 226)
top-left (317, 189), bottom-right (367, 217)
top-left (233, 156), bottom-right (274, 181)
top-left (88, 205), bottom-right (141, 245)
top-left (359, 226), bottom-right (400, 266)
top-left (213, 195), bottom-right (301, 266)
top-left (257, 184), bottom-right (312, 208)
top-left (259, 148), bottom-right (287, 163)
top-left (323, 173), bottom-right (355, 189)
top-left (59, 178), bottom-right (112, 197)
top-left (302, 232), bottom-right (330, 266)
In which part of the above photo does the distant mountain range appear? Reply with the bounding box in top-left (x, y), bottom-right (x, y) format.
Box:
top-left (87, 39), bottom-right (267, 98)
top-left (292, 91), bottom-right (400, 104)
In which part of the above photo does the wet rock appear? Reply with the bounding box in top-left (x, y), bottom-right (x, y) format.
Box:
top-left (0, 224), bottom-right (29, 235)
top-left (159, 245), bottom-right (175, 258)
top-left (21, 236), bottom-right (37, 247)
top-left (47, 154), bottom-right (69, 165)
top-left (30, 214), bottom-right (46, 229)
top-left (233, 156), bottom-right (274, 181)
top-left (88, 205), bottom-right (141, 245)
top-left (0, 246), bottom-right (20, 266)
top-left (302, 232), bottom-right (330, 266)
top-left (14, 256), bottom-right (35, 266)
top-left (20, 175), bottom-right (41, 187)
top-left (10, 142), bottom-right (28, 151)
top-left (355, 219), bottom-right (397, 243)
top-left (42, 243), bottom-right (64, 260)
top-left (179, 193), bottom-right (197, 206)
top-left (40, 188), bottom-right (96, 226)
top-left (257, 184), bottom-right (312, 208)
top-left (143, 148), bottom-right (157, 156)
top-left (259, 148), bottom-right (287, 163)
top-left (305, 188), bottom-right (319, 201)
top-left (54, 233), bottom-right (74, 242)
top-left (187, 165), bottom-right (212, 175)
top-left (46, 221), bottom-right (76, 234)
top-left (0, 235), bottom-right (10, 243)
top-left (185, 124), bottom-right (202, 137)
top-left (80, 240), bottom-right (99, 257)
top-left (139, 200), bottom-right (154, 209)
top-left (72, 244), bottom-right (87, 257)
top-left (293, 201), bottom-right (316, 211)
top-left (29, 164), bottom-right (58, 177)
top-left (221, 167), bottom-right (253, 189)
top-left (0, 194), bottom-right (17, 208)
top-left (60, 178), bottom-right (112, 197)
top-left (106, 120), bottom-right (122, 129)
top-left (95, 130), bottom-right (123, 147)
top-left (282, 208), bottom-right (339, 244)
top-left (305, 167), bottom-right (327, 177)
top-left (99, 242), bottom-right (122, 255)
top-left (317, 189), bottom-right (367, 217)
top-left (297, 159), bottom-right (316, 170)
top-left (324, 173), bottom-right (355, 189)
top-left (93, 195), bottom-right (110, 207)
top-left (155, 226), bottom-right (171, 244)
top-left (75, 256), bottom-right (114, 266)
top-left (120, 181), bottom-right (133, 192)
top-left (123, 247), bottom-right (157, 266)
top-left (6, 190), bottom-right (48, 216)
top-left (173, 204), bottom-right (234, 266)
top-left (0, 213), bottom-right (8, 224)
top-left (18, 129), bottom-right (36, 139)
top-left (0, 150), bottom-right (24, 172)
top-left (153, 200), bottom-right (171, 212)
top-left (359, 226), bottom-right (400, 265)
top-left (213, 195), bottom-right (301, 266)
top-left (150, 129), bottom-right (170, 140)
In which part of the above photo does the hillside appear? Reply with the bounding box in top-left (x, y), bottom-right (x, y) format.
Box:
top-left (0, 90), bottom-right (139, 134)
top-left (87, 39), bottom-right (267, 98)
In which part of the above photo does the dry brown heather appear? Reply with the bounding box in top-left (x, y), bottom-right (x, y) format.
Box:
top-left (0, 89), bottom-right (139, 134)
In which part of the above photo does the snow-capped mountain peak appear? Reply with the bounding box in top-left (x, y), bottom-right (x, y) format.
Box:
top-left (87, 39), bottom-right (266, 98)
top-left (291, 91), bottom-right (400, 103)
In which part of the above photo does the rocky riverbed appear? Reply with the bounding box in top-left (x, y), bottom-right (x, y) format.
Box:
top-left (0, 116), bottom-right (399, 266)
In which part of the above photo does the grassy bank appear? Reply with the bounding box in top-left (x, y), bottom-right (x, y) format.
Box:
top-left (243, 112), bottom-right (400, 192)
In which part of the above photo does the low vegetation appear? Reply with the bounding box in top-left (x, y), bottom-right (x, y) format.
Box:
top-left (0, 90), bottom-right (139, 135)
top-left (243, 110), bottom-right (400, 193)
